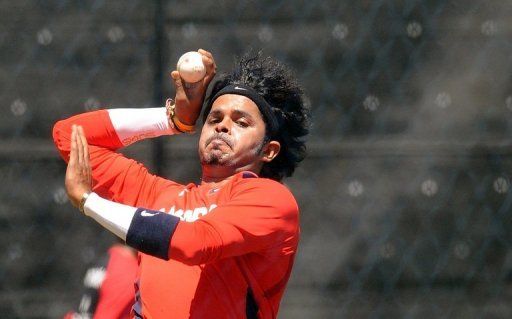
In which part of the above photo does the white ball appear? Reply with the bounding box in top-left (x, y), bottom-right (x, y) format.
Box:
top-left (177, 51), bottom-right (206, 83)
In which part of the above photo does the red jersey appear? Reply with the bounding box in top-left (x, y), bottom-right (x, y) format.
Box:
top-left (63, 245), bottom-right (138, 319)
top-left (53, 109), bottom-right (300, 319)
top-left (95, 245), bottom-right (138, 319)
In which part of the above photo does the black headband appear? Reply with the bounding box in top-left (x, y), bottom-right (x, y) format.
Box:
top-left (208, 84), bottom-right (279, 137)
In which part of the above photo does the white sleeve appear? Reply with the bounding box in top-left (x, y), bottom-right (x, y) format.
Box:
top-left (107, 107), bottom-right (180, 146)
top-left (83, 192), bottom-right (136, 241)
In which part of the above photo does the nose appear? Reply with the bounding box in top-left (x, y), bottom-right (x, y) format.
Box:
top-left (214, 118), bottom-right (231, 134)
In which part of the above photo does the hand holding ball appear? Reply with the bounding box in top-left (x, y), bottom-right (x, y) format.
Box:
top-left (177, 51), bottom-right (206, 83)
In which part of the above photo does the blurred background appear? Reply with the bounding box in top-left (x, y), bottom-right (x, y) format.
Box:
top-left (1, 0), bottom-right (512, 318)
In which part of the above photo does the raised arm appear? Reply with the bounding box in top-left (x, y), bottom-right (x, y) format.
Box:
top-left (55, 49), bottom-right (216, 206)
top-left (53, 107), bottom-right (174, 156)
top-left (54, 108), bottom-right (181, 206)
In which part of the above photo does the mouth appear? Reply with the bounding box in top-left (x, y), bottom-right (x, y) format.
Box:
top-left (210, 139), bottom-right (228, 148)
top-left (205, 135), bottom-right (233, 149)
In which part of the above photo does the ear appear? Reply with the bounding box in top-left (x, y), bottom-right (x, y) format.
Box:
top-left (261, 141), bottom-right (280, 163)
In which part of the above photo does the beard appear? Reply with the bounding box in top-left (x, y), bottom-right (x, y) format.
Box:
top-left (199, 132), bottom-right (266, 167)
top-left (201, 146), bottom-right (229, 165)
top-left (204, 132), bottom-right (234, 149)
top-left (202, 152), bottom-right (227, 165)
top-left (200, 133), bottom-right (234, 166)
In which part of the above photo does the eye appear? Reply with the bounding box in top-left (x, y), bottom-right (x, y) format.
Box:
top-left (236, 119), bottom-right (249, 127)
top-left (207, 117), bottom-right (221, 124)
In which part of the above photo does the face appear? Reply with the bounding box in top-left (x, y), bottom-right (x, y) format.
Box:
top-left (198, 94), bottom-right (277, 176)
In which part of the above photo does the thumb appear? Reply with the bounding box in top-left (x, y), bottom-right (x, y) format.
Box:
top-left (171, 71), bottom-right (186, 100)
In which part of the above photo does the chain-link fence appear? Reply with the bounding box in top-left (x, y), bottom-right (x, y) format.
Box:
top-left (1, 0), bottom-right (512, 317)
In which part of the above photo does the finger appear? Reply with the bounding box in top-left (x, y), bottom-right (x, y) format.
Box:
top-left (77, 126), bottom-right (89, 161)
top-left (198, 49), bottom-right (215, 71)
top-left (77, 127), bottom-right (89, 179)
top-left (69, 125), bottom-right (78, 165)
top-left (76, 126), bottom-right (84, 167)
top-left (78, 126), bottom-right (93, 186)
top-left (203, 56), bottom-right (216, 82)
top-left (199, 50), bottom-right (216, 83)
top-left (171, 70), bottom-right (186, 99)
top-left (198, 48), bottom-right (213, 59)
top-left (78, 126), bottom-right (90, 169)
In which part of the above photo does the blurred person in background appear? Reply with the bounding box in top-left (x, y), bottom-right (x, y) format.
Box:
top-left (53, 49), bottom-right (310, 319)
top-left (63, 242), bottom-right (137, 319)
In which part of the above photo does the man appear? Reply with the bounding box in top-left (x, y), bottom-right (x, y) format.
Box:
top-left (53, 49), bottom-right (310, 319)
top-left (63, 242), bottom-right (137, 319)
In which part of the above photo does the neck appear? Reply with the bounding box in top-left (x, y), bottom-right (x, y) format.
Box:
top-left (200, 163), bottom-right (260, 185)
top-left (200, 165), bottom-right (237, 185)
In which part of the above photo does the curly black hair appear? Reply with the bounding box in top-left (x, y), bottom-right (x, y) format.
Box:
top-left (202, 51), bottom-right (311, 181)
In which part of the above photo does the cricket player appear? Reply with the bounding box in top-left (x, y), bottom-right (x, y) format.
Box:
top-left (63, 243), bottom-right (138, 319)
top-left (53, 49), bottom-right (310, 318)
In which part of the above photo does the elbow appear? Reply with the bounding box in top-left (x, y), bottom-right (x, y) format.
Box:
top-left (52, 120), bottom-right (62, 145)
top-left (175, 253), bottom-right (202, 266)
top-left (170, 245), bottom-right (215, 266)
top-left (52, 120), bottom-right (70, 160)
top-left (169, 222), bottom-right (222, 265)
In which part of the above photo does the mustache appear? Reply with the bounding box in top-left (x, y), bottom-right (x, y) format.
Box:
top-left (205, 133), bottom-right (234, 149)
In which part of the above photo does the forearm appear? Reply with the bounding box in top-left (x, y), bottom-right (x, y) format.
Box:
top-left (83, 193), bottom-right (136, 241)
top-left (82, 193), bottom-right (220, 264)
top-left (108, 107), bottom-right (178, 146)
top-left (83, 193), bottom-right (180, 259)
top-left (81, 191), bottom-right (281, 266)
top-left (53, 108), bottom-right (178, 161)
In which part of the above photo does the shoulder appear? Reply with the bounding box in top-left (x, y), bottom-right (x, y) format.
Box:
top-left (229, 173), bottom-right (298, 214)
top-left (231, 172), bottom-right (293, 194)
top-left (235, 175), bottom-right (291, 193)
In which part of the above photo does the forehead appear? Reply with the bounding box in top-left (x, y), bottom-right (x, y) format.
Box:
top-left (209, 94), bottom-right (263, 120)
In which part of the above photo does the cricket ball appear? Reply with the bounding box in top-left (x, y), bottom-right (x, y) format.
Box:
top-left (177, 51), bottom-right (206, 83)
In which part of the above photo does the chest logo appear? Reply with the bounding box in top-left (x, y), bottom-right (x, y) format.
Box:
top-left (160, 204), bottom-right (218, 222)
